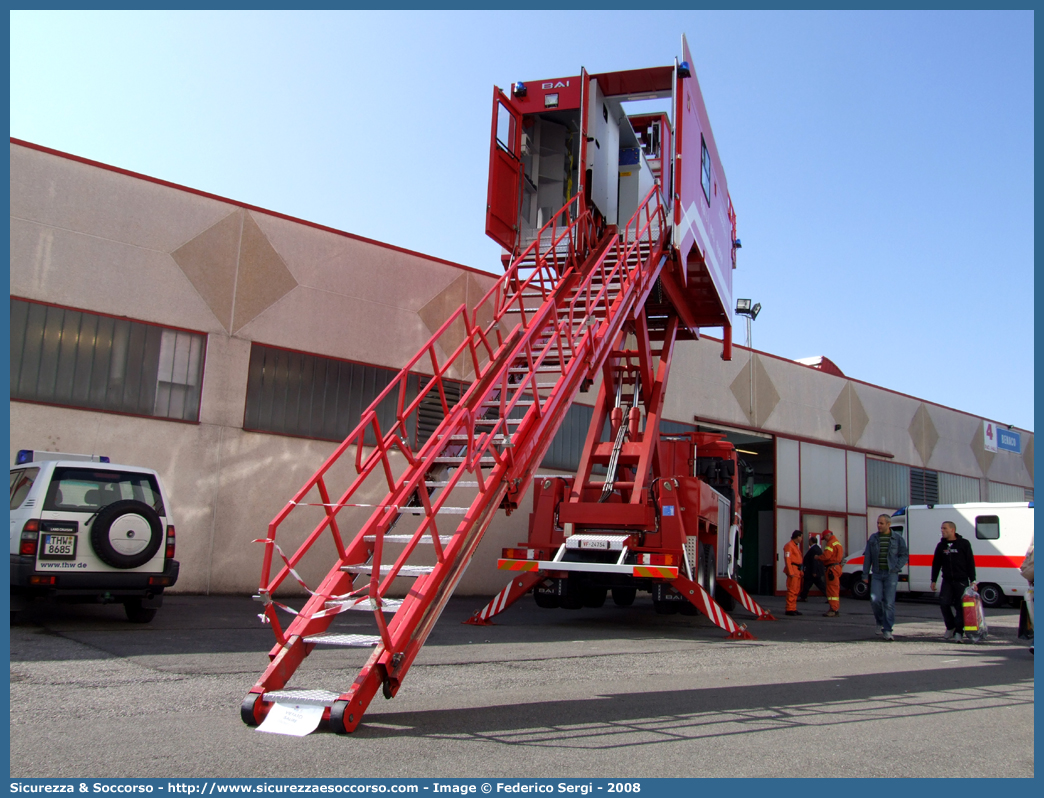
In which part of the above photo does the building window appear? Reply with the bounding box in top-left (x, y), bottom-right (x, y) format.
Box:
top-left (910, 468), bottom-right (939, 505)
top-left (700, 136), bottom-right (712, 204)
top-left (243, 343), bottom-right (463, 447)
top-left (10, 298), bottom-right (205, 422)
top-left (541, 403), bottom-right (594, 472)
top-left (866, 459), bottom-right (910, 508)
top-left (988, 481), bottom-right (1028, 503)
top-left (938, 472), bottom-right (981, 504)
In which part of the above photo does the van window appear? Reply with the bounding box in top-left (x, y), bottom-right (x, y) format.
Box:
top-left (10, 467), bottom-right (40, 510)
top-left (43, 467), bottom-right (165, 516)
top-left (975, 515), bottom-right (1000, 540)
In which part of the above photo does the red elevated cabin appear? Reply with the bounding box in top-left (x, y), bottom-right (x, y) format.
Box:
top-left (485, 35), bottom-right (739, 346)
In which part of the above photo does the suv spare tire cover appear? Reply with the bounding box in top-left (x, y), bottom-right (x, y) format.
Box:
top-left (90, 500), bottom-right (163, 569)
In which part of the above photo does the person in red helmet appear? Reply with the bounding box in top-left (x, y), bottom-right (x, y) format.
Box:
top-left (783, 530), bottom-right (804, 616)
top-left (818, 529), bottom-right (845, 616)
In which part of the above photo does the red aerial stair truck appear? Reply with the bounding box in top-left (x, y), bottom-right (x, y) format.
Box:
top-left (241, 34), bottom-right (772, 735)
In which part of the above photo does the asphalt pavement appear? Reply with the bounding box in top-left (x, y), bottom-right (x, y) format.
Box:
top-left (9, 590), bottom-right (1035, 778)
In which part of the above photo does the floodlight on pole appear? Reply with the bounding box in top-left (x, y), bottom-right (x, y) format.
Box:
top-left (734, 299), bottom-right (763, 421)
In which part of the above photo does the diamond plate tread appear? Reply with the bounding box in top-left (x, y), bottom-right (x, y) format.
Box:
top-left (304, 633), bottom-right (381, 647)
top-left (263, 689), bottom-right (341, 706)
top-left (395, 506), bottom-right (469, 515)
top-left (325, 597), bottom-right (404, 612)
top-left (363, 534), bottom-right (453, 544)
top-left (340, 564), bottom-right (435, 577)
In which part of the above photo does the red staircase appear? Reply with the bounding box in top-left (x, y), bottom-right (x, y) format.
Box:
top-left (242, 188), bottom-right (671, 733)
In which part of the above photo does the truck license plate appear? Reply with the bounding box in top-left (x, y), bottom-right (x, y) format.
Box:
top-left (40, 534), bottom-right (77, 559)
top-left (579, 539), bottom-right (609, 550)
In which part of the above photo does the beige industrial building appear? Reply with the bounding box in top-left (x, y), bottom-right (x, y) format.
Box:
top-left (9, 139), bottom-right (1034, 600)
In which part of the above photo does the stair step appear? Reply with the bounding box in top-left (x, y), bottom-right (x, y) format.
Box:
top-left (392, 505), bottom-right (470, 515)
top-left (304, 633), bottom-right (382, 647)
top-left (445, 434), bottom-right (511, 443)
top-left (325, 597), bottom-right (404, 612)
top-left (363, 534), bottom-right (453, 544)
top-left (431, 456), bottom-right (497, 465)
top-left (424, 480), bottom-right (479, 488)
top-left (263, 689), bottom-right (341, 707)
top-left (341, 564), bottom-right (435, 577)
top-left (481, 399), bottom-right (534, 407)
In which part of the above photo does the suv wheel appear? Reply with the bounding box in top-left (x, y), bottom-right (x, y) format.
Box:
top-left (90, 500), bottom-right (163, 569)
top-left (123, 598), bottom-right (158, 623)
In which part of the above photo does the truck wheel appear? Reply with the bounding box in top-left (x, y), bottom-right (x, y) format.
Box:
top-left (714, 583), bottom-right (736, 612)
top-left (559, 583), bottom-right (583, 610)
top-left (978, 583), bottom-right (1004, 609)
top-left (581, 586), bottom-right (607, 608)
top-left (534, 591), bottom-right (559, 609)
top-left (698, 543), bottom-right (717, 599)
top-left (611, 587), bottom-right (636, 607)
top-left (851, 578), bottom-right (870, 600)
top-left (123, 598), bottom-right (157, 623)
top-left (653, 600), bottom-right (679, 615)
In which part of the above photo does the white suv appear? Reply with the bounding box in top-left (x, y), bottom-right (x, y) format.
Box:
top-left (10, 450), bottom-right (179, 623)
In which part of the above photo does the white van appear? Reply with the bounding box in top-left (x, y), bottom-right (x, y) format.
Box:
top-left (842, 502), bottom-right (1033, 608)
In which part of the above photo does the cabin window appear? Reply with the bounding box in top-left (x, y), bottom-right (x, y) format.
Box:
top-left (496, 101), bottom-right (515, 152)
top-left (975, 515), bottom-right (1000, 540)
top-left (700, 136), bottom-right (711, 204)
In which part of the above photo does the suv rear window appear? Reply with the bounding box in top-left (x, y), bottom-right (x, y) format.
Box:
top-left (10, 467), bottom-right (40, 510)
top-left (43, 467), bottom-right (165, 516)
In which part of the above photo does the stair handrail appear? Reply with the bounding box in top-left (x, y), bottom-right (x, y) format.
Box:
top-left (257, 193), bottom-right (594, 600)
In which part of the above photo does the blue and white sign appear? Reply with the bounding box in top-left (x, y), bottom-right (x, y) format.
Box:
top-left (998, 428), bottom-right (1022, 453)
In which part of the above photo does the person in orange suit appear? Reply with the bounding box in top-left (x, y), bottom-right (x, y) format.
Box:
top-left (783, 530), bottom-right (804, 616)
top-left (818, 529), bottom-right (845, 616)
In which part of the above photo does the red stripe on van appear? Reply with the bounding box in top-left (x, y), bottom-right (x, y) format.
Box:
top-left (907, 554), bottom-right (1021, 568)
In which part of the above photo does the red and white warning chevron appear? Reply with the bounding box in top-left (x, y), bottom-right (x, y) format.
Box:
top-left (717, 577), bottom-right (777, 620)
top-left (465, 572), bottom-right (545, 625)
top-left (671, 575), bottom-right (755, 639)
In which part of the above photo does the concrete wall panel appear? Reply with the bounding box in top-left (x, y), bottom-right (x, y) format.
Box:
top-left (253, 211), bottom-right (495, 314)
top-left (10, 146), bottom-right (233, 254)
top-left (799, 442), bottom-right (847, 513)
top-left (10, 219), bottom-right (224, 334)
top-left (847, 451), bottom-right (867, 514)
top-left (234, 286), bottom-right (435, 373)
top-left (776, 437), bottom-right (800, 507)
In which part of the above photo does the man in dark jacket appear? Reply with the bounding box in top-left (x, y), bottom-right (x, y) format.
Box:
top-left (930, 520), bottom-right (976, 642)
top-left (798, 535), bottom-right (826, 601)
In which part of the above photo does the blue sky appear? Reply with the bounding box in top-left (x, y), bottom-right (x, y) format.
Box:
top-left (9, 10), bottom-right (1034, 431)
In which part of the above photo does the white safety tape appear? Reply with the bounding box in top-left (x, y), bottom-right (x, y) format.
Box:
top-left (288, 501), bottom-right (417, 511)
top-left (252, 538), bottom-right (316, 597)
top-left (254, 537), bottom-right (391, 624)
